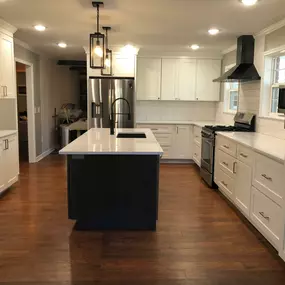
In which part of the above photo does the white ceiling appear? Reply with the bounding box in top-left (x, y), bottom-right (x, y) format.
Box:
top-left (0, 0), bottom-right (285, 59)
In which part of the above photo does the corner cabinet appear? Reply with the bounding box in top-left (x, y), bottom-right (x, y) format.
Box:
top-left (0, 134), bottom-right (19, 194)
top-left (136, 58), bottom-right (162, 101)
top-left (196, 59), bottom-right (221, 101)
top-left (0, 33), bottom-right (15, 98)
top-left (136, 57), bottom-right (221, 102)
top-left (172, 125), bottom-right (193, 159)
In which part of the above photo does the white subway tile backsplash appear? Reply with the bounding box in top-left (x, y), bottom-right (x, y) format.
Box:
top-left (136, 101), bottom-right (216, 122)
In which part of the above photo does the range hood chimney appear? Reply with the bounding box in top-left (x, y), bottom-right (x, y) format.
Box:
top-left (213, 35), bottom-right (261, 83)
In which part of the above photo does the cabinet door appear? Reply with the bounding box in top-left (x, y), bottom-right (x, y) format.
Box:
top-left (235, 160), bottom-right (252, 217)
top-left (2, 135), bottom-right (19, 185)
top-left (161, 59), bottom-right (177, 101)
top-left (177, 59), bottom-right (196, 101)
top-left (196, 59), bottom-right (221, 101)
top-left (136, 58), bottom-right (161, 100)
top-left (113, 55), bottom-right (135, 77)
top-left (172, 125), bottom-right (192, 159)
top-left (0, 34), bottom-right (15, 98)
top-left (0, 142), bottom-right (5, 192)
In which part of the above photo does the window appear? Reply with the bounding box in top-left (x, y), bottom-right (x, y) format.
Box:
top-left (270, 56), bottom-right (285, 114)
top-left (224, 64), bottom-right (239, 113)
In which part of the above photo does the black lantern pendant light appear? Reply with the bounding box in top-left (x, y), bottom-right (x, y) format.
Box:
top-left (101, 26), bottom-right (112, 75)
top-left (90, 1), bottom-right (105, 69)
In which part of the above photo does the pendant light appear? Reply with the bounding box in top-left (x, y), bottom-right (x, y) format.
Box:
top-left (101, 26), bottom-right (112, 75)
top-left (90, 1), bottom-right (105, 69)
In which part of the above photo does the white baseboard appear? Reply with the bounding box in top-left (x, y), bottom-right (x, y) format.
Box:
top-left (36, 148), bottom-right (55, 163)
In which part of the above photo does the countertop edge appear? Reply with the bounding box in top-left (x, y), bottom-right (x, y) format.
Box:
top-left (216, 132), bottom-right (285, 164)
top-left (0, 130), bottom-right (18, 138)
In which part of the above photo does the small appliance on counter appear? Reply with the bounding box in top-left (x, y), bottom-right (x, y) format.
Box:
top-left (90, 77), bottom-right (135, 129)
top-left (200, 112), bottom-right (256, 188)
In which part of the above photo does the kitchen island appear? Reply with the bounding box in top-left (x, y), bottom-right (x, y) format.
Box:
top-left (59, 128), bottom-right (163, 230)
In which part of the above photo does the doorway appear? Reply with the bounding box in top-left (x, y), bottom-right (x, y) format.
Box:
top-left (15, 59), bottom-right (36, 163)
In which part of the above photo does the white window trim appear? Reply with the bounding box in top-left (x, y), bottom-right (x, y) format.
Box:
top-left (223, 63), bottom-right (238, 114)
top-left (261, 49), bottom-right (285, 121)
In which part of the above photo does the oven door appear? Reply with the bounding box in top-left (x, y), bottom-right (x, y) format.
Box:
top-left (201, 135), bottom-right (214, 174)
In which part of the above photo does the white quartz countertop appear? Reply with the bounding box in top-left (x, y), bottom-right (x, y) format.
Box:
top-left (59, 128), bottom-right (164, 155)
top-left (217, 132), bottom-right (285, 163)
top-left (0, 130), bottom-right (17, 138)
top-left (136, 121), bottom-right (218, 128)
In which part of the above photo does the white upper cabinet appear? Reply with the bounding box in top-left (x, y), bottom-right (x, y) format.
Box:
top-left (176, 59), bottom-right (196, 101)
top-left (136, 57), bottom-right (221, 102)
top-left (196, 59), bottom-right (221, 101)
top-left (113, 55), bottom-right (135, 77)
top-left (0, 33), bottom-right (15, 98)
top-left (136, 58), bottom-right (162, 101)
top-left (161, 59), bottom-right (177, 100)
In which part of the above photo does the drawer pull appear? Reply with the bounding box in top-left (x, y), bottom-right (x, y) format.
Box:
top-left (240, 153), bottom-right (248, 158)
top-left (222, 161), bottom-right (229, 167)
top-left (221, 181), bottom-right (228, 187)
top-left (233, 161), bottom-right (237, 174)
top-left (261, 174), bottom-right (272, 181)
top-left (223, 145), bottom-right (229, 149)
top-left (152, 128), bottom-right (159, 131)
top-left (259, 211), bottom-right (270, 221)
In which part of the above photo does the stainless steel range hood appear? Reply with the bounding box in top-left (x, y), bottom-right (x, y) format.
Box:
top-left (213, 35), bottom-right (261, 83)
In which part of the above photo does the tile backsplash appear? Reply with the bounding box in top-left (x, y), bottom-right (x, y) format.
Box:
top-left (136, 101), bottom-right (216, 122)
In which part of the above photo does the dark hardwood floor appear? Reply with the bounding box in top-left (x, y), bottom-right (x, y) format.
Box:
top-left (0, 155), bottom-right (285, 284)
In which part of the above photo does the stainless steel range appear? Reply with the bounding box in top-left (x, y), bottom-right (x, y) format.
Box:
top-left (200, 112), bottom-right (256, 188)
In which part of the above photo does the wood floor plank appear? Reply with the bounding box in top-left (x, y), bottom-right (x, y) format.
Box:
top-left (0, 155), bottom-right (284, 284)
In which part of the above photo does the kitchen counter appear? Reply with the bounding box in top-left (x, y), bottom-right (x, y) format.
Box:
top-left (59, 128), bottom-right (161, 231)
top-left (59, 128), bottom-right (163, 155)
top-left (217, 132), bottom-right (285, 163)
top-left (0, 130), bottom-right (17, 138)
top-left (136, 121), bottom-right (219, 128)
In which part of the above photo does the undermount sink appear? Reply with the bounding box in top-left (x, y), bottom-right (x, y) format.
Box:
top-left (116, 132), bottom-right (146, 138)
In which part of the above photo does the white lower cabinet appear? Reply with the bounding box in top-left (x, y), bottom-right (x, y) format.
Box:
top-left (171, 125), bottom-right (192, 159)
top-left (235, 160), bottom-right (251, 217)
top-left (0, 134), bottom-right (19, 194)
top-left (251, 186), bottom-right (282, 249)
top-left (215, 134), bottom-right (285, 255)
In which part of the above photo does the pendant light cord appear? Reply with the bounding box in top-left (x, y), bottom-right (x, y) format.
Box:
top-left (96, 4), bottom-right (100, 33)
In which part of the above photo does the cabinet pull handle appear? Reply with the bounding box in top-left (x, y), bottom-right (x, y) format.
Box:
top-left (259, 211), bottom-right (270, 221)
top-left (261, 174), bottom-right (272, 181)
top-left (223, 145), bottom-right (229, 149)
top-left (5, 86), bottom-right (8, 97)
top-left (222, 161), bottom-right (228, 167)
top-left (221, 181), bottom-right (228, 187)
top-left (176, 127), bottom-right (178, 134)
top-left (1, 86), bottom-right (3, 97)
top-left (240, 153), bottom-right (248, 158)
top-left (233, 161), bottom-right (237, 174)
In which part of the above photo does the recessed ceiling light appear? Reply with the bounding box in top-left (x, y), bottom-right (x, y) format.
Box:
top-left (58, 42), bottom-right (67, 48)
top-left (208, 28), bottom-right (220, 35)
top-left (34, 25), bottom-right (46, 31)
top-left (190, 44), bottom-right (200, 50)
top-left (241, 0), bottom-right (258, 6)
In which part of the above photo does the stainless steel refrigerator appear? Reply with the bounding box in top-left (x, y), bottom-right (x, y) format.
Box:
top-left (90, 77), bottom-right (135, 129)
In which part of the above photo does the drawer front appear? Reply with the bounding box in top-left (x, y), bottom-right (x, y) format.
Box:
top-left (217, 136), bottom-right (237, 157)
top-left (237, 144), bottom-right (254, 166)
top-left (193, 143), bottom-right (201, 166)
top-left (193, 126), bottom-right (202, 146)
top-left (251, 186), bottom-right (282, 250)
top-left (154, 133), bottom-right (172, 146)
top-left (253, 153), bottom-right (284, 206)
top-left (217, 150), bottom-right (236, 179)
top-left (137, 124), bottom-right (173, 134)
top-left (161, 146), bottom-right (171, 159)
top-left (216, 168), bottom-right (235, 201)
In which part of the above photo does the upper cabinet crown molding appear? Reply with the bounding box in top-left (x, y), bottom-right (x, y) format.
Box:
top-left (0, 18), bottom-right (17, 36)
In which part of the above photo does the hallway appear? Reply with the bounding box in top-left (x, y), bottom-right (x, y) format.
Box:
top-left (0, 155), bottom-right (285, 284)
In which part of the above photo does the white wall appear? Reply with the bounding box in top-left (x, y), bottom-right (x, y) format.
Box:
top-left (136, 101), bottom-right (216, 122)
